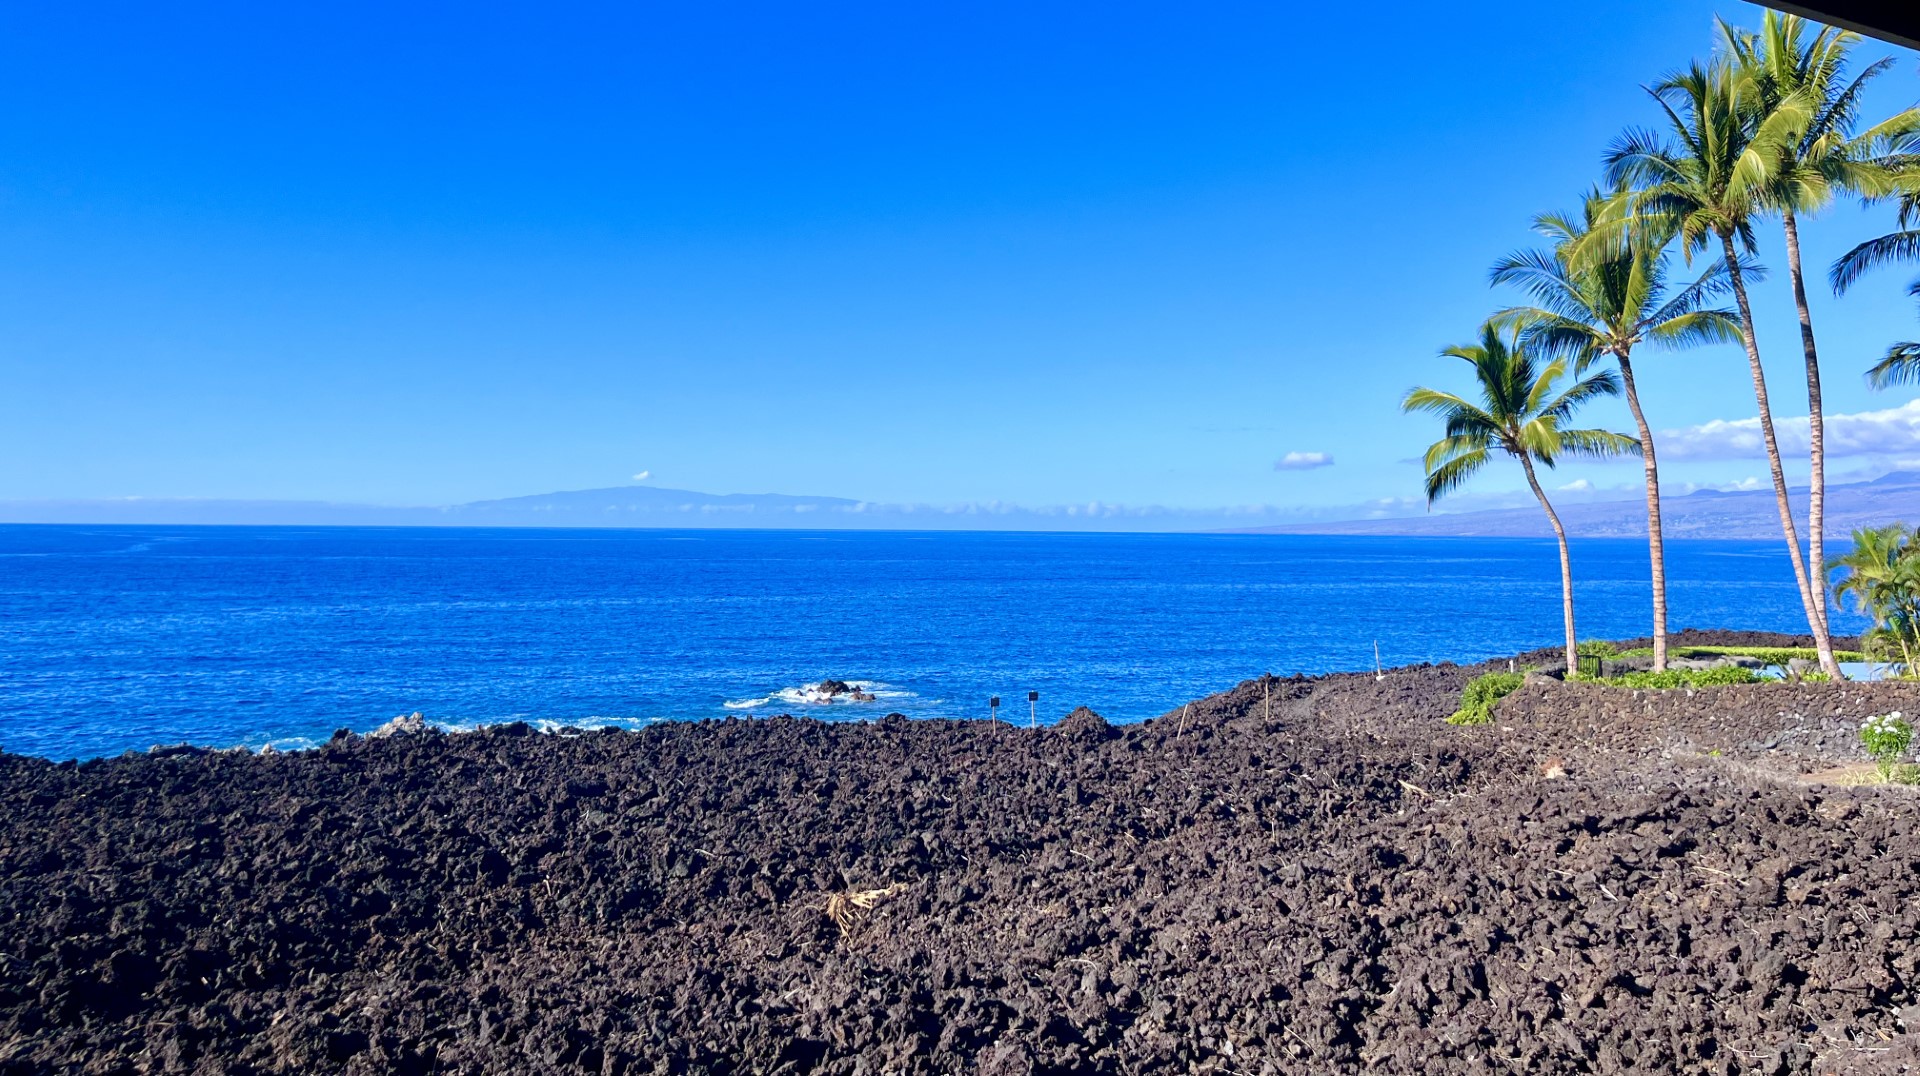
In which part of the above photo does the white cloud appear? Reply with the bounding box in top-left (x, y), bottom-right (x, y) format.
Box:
top-left (632, 471), bottom-right (651, 481)
top-left (1274, 451), bottom-right (1335, 471)
top-left (1660, 398), bottom-right (1920, 462)
top-left (1558, 479), bottom-right (1594, 492)
top-left (1661, 476), bottom-right (1766, 494)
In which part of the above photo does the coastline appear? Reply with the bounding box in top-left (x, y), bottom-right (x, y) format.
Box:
top-left (1, 524), bottom-right (1871, 761)
top-left (3, 631), bottom-right (1917, 1072)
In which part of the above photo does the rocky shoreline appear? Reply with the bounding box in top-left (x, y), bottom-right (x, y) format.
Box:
top-left (2, 630), bottom-right (1918, 1074)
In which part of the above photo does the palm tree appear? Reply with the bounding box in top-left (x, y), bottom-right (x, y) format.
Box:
top-left (1833, 189), bottom-right (1920, 388)
top-left (1603, 58), bottom-right (1843, 677)
top-left (1721, 11), bottom-right (1920, 659)
top-left (1403, 324), bottom-right (1639, 676)
top-left (1491, 192), bottom-right (1743, 672)
top-left (1831, 524), bottom-right (1920, 673)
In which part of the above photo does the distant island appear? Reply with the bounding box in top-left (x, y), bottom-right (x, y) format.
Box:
top-left (1239, 469), bottom-right (1920, 539)
top-left (3, 470), bottom-right (1915, 538)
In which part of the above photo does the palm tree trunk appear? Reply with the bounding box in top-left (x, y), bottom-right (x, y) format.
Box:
top-left (1615, 352), bottom-right (1668, 672)
top-left (1519, 453), bottom-right (1578, 677)
top-left (1780, 208), bottom-right (1843, 678)
top-left (1721, 232), bottom-right (1827, 655)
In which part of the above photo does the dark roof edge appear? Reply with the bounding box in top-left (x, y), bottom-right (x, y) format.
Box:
top-left (1768, 2), bottom-right (1920, 53)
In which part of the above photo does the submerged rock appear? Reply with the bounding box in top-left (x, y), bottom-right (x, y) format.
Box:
top-left (814, 680), bottom-right (876, 702)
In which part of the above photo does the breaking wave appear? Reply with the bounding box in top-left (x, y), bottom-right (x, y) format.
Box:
top-left (723, 680), bottom-right (915, 711)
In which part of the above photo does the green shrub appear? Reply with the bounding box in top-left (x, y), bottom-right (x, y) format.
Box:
top-left (1578, 665), bottom-right (1764, 689)
top-left (1609, 645), bottom-right (1866, 665)
top-left (1691, 665), bottom-right (1764, 687)
top-left (1449, 671), bottom-right (1525, 726)
top-left (1576, 640), bottom-right (1619, 659)
top-left (1673, 645), bottom-right (1866, 665)
top-left (1862, 711), bottom-right (1912, 783)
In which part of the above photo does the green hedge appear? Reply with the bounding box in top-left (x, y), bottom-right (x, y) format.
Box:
top-left (1575, 665), bottom-right (1764, 689)
top-left (1611, 645), bottom-right (1866, 664)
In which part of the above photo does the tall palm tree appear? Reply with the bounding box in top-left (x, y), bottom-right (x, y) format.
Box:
top-left (1722, 11), bottom-right (1920, 659)
top-left (1603, 58), bottom-right (1843, 677)
top-left (1403, 325), bottom-right (1638, 676)
top-left (1491, 192), bottom-right (1743, 672)
top-left (1833, 189), bottom-right (1920, 388)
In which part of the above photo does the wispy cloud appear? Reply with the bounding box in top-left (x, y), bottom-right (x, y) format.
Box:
top-left (1660, 398), bottom-right (1920, 461)
top-left (1274, 451), bottom-right (1334, 471)
top-left (632, 471), bottom-right (652, 481)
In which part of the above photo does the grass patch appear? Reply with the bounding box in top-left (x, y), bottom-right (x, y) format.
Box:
top-left (1574, 665), bottom-right (1765, 689)
top-left (1611, 645), bottom-right (1868, 664)
top-left (1449, 671), bottom-right (1525, 726)
top-left (1824, 763), bottom-right (1920, 787)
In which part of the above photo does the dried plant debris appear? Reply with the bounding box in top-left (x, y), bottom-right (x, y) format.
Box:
top-left (824, 882), bottom-right (907, 935)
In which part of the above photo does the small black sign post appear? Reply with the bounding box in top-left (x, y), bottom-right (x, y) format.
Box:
top-left (1028, 690), bottom-right (1039, 728)
top-left (989, 695), bottom-right (1000, 724)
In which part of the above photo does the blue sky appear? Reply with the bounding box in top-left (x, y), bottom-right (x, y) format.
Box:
top-left (3, 1), bottom-right (1919, 517)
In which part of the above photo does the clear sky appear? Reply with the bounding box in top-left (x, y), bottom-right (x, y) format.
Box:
top-left (3, 1), bottom-right (1919, 515)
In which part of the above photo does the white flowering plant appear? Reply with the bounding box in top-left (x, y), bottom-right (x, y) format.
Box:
top-left (1860, 711), bottom-right (1914, 783)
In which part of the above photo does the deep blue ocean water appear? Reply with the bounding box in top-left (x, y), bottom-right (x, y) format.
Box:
top-left (0, 525), bottom-right (1866, 759)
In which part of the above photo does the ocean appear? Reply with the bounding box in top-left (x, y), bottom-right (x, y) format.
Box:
top-left (0, 524), bottom-right (1865, 759)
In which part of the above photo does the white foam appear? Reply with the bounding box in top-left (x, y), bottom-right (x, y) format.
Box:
top-left (255, 736), bottom-right (321, 753)
top-left (424, 714), bottom-right (664, 735)
top-left (722, 680), bottom-right (915, 710)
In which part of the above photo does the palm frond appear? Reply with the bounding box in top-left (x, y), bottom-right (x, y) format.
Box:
top-left (1422, 446), bottom-right (1491, 506)
top-left (1604, 126), bottom-right (1681, 190)
top-left (1644, 254), bottom-right (1761, 322)
top-left (1401, 386), bottom-right (1480, 419)
top-left (1643, 309), bottom-right (1743, 351)
top-left (1555, 428), bottom-right (1643, 460)
top-left (1488, 250), bottom-right (1592, 323)
top-left (1832, 229), bottom-right (1920, 293)
top-left (1866, 341), bottom-right (1920, 390)
top-left (1501, 310), bottom-right (1604, 365)
top-left (1537, 368), bottom-right (1622, 423)
top-left (1521, 354), bottom-right (1570, 417)
top-left (1421, 433), bottom-right (1489, 473)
